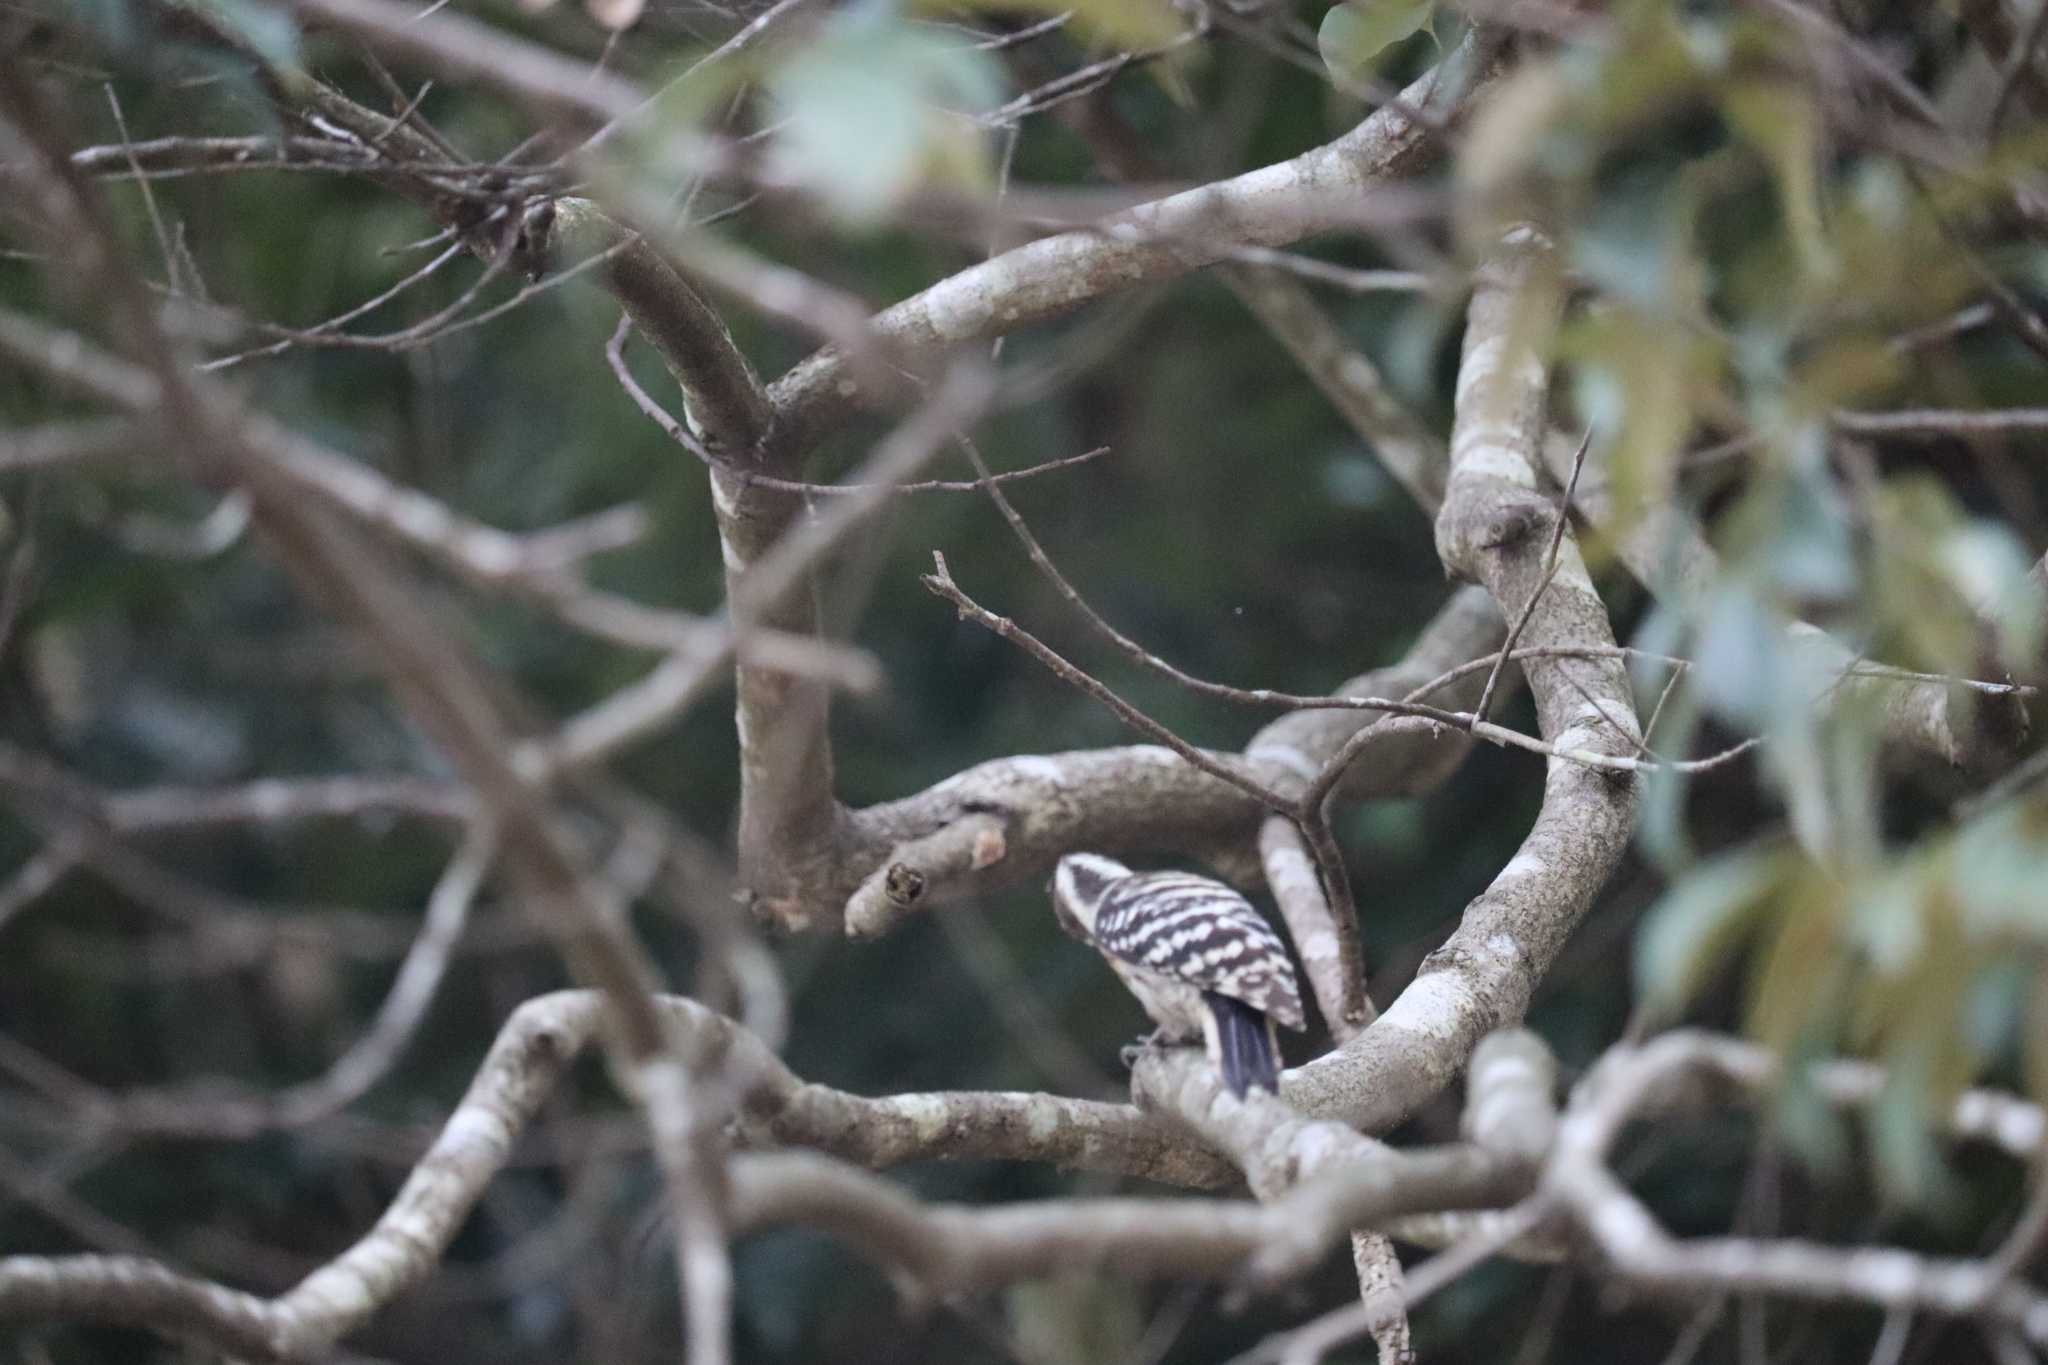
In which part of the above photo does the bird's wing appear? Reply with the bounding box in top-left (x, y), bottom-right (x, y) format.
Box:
top-left (1093, 872), bottom-right (1306, 1031)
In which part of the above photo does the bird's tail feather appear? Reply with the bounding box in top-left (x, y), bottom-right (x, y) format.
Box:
top-left (1204, 992), bottom-right (1280, 1098)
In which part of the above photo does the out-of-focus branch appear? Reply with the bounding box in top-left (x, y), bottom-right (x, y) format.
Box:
top-left (0, 418), bottom-right (147, 471)
top-left (61, 134), bottom-right (378, 178)
top-left (0, 82), bottom-right (737, 1358)
top-left (11, 825), bottom-right (493, 1139)
top-left (291, 0), bottom-right (643, 127)
top-left (1544, 1032), bottom-right (2048, 1347)
top-left (0, 310), bottom-right (875, 687)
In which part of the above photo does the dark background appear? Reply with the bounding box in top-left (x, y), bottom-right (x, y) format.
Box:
top-left (4, 2), bottom-right (2045, 1361)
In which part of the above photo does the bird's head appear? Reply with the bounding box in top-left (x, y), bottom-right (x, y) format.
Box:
top-left (1049, 852), bottom-right (1131, 941)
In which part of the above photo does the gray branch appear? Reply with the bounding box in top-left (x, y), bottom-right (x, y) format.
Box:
top-left (1284, 226), bottom-right (1641, 1133)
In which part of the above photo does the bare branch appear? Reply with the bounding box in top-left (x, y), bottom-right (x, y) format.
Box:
top-left (1285, 225), bottom-right (1641, 1134)
top-left (762, 32), bottom-right (1503, 462)
top-left (1545, 1033), bottom-right (2048, 1348)
top-left (290, 0), bottom-right (642, 127)
top-left (29, 824), bottom-right (493, 1139)
top-left (1832, 408), bottom-right (2048, 438)
top-left (552, 199), bottom-right (772, 458)
top-left (1259, 815), bottom-right (1368, 1041)
top-left (0, 418), bottom-right (144, 472)
top-left (0, 308), bottom-right (876, 687)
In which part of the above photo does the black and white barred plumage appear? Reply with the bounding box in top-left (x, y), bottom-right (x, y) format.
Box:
top-left (1051, 853), bottom-right (1304, 1097)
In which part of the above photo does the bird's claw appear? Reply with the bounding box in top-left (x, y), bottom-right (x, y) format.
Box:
top-left (1118, 1030), bottom-right (1170, 1070)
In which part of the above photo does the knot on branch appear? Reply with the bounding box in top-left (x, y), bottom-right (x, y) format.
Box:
top-left (844, 812), bottom-right (1010, 938)
top-left (1475, 493), bottom-right (1550, 552)
top-left (1435, 480), bottom-right (1551, 581)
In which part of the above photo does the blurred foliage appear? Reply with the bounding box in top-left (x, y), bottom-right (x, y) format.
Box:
top-left (1317, 0), bottom-right (1435, 84)
top-left (760, 9), bottom-right (1005, 221)
top-left (2, 0), bottom-right (2048, 1362)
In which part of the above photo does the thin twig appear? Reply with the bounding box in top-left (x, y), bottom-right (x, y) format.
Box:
top-left (606, 318), bottom-right (1108, 493)
top-left (1473, 424), bottom-right (1592, 726)
top-left (1989, 0), bottom-right (2048, 136)
top-left (923, 552), bottom-right (1293, 813)
top-left (100, 87), bottom-right (180, 291)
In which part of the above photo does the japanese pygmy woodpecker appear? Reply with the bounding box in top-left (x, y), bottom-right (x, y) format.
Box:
top-left (1050, 852), bottom-right (1305, 1097)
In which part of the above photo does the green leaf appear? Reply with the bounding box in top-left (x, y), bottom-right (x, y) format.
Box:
top-left (1635, 845), bottom-right (1786, 1016)
top-left (918, 0), bottom-right (1185, 54)
top-left (1951, 802), bottom-right (2048, 939)
top-left (1692, 583), bottom-right (1778, 723)
top-left (193, 0), bottom-right (300, 70)
top-left (1563, 307), bottom-right (1703, 532)
top-left (1006, 1274), bottom-right (1145, 1365)
top-left (1318, 0), bottom-right (1433, 84)
top-left (2026, 959), bottom-right (2048, 1103)
top-left (1745, 872), bottom-right (1845, 1054)
top-left (765, 12), bottom-right (1004, 223)
top-left (1725, 82), bottom-right (1832, 280)
top-left (1941, 520), bottom-right (2045, 670)
top-left (1870, 1027), bottom-right (1964, 1210)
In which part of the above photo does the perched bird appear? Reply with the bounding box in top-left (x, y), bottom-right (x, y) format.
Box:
top-left (1050, 852), bottom-right (1305, 1098)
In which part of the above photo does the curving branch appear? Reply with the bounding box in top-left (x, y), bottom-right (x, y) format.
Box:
top-left (1284, 225), bottom-right (1641, 1134)
top-left (826, 585), bottom-right (1504, 938)
top-left (548, 200), bottom-right (773, 460)
top-left (1544, 1032), bottom-right (2048, 1348)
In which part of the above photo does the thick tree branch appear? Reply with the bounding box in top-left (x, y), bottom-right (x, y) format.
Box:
top-left (549, 200), bottom-right (772, 459)
top-left (760, 32), bottom-right (1502, 463)
top-left (829, 585), bottom-right (1503, 938)
top-left (1284, 225), bottom-right (1640, 1133)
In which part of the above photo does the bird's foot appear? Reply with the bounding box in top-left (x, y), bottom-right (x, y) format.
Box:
top-left (1118, 1029), bottom-right (1172, 1070)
